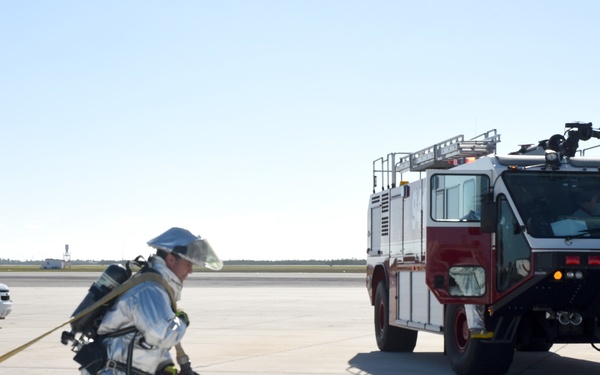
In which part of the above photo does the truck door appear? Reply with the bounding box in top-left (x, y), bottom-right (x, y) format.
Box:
top-left (425, 169), bottom-right (493, 305)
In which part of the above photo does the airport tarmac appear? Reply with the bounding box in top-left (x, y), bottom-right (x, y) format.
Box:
top-left (1, 272), bottom-right (600, 374)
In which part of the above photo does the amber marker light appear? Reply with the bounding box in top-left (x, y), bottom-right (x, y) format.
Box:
top-left (553, 270), bottom-right (563, 280)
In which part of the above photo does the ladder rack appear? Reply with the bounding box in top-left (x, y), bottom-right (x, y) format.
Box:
top-left (372, 129), bottom-right (500, 192)
top-left (407, 129), bottom-right (500, 173)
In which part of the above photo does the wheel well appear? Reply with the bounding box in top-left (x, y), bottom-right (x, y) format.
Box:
top-left (371, 264), bottom-right (387, 305)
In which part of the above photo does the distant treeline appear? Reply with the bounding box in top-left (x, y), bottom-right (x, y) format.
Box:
top-left (0, 258), bottom-right (366, 266)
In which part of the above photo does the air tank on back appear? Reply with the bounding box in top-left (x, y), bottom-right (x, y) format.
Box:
top-left (69, 263), bottom-right (131, 337)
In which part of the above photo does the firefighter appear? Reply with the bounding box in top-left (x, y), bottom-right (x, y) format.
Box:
top-left (573, 191), bottom-right (600, 217)
top-left (84, 227), bottom-right (222, 375)
top-left (465, 305), bottom-right (492, 339)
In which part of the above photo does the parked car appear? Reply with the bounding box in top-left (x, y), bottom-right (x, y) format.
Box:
top-left (0, 283), bottom-right (13, 319)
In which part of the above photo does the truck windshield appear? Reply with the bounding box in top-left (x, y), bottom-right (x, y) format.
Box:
top-left (503, 172), bottom-right (600, 238)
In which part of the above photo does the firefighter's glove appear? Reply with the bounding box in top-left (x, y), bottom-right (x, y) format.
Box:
top-left (176, 310), bottom-right (190, 327)
top-left (157, 364), bottom-right (178, 375)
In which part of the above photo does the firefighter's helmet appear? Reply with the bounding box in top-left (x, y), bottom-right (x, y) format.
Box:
top-left (147, 227), bottom-right (223, 270)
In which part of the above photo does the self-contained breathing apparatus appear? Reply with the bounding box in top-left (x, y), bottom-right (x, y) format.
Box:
top-left (60, 256), bottom-right (176, 374)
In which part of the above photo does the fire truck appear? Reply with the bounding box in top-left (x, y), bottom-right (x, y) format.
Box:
top-left (367, 123), bottom-right (600, 375)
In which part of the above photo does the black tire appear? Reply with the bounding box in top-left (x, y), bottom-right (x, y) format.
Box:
top-left (444, 304), bottom-right (514, 375)
top-left (374, 282), bottom-right (417, 352)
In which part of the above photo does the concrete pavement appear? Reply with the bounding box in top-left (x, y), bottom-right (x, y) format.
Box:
top-left (0, 273), bottom-right (599, 374)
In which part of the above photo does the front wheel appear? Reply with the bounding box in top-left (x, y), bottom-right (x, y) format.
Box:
top-left (374, 282), bottom-right (417, 351)
top-left (444, 304), bottom-right (514, 375)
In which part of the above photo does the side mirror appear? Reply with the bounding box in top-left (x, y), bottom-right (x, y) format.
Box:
top-left (480, 200), bottom-right (497, 233)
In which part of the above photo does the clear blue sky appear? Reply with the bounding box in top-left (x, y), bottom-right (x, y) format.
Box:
top-left (2, 1), bottom-right (600, 261)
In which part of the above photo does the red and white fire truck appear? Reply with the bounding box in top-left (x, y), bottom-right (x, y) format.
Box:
top-left (367, 123), bottom-right (600, 375)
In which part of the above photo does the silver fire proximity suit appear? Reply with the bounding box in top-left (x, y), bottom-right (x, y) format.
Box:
top-left (82, 256), bottom-right (187, 375)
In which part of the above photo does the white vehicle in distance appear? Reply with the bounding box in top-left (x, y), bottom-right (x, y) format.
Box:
top-left (0, 283), bottom-right (13, 319)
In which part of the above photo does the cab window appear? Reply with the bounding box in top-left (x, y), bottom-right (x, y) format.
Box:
top-left (430, 174), bottom-right (490, 222)
top-left (496, 195), bottom-right (531, 292)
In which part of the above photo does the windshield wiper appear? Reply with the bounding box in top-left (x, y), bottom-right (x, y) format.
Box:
top-left (565, 228), bottom-right (600, 240)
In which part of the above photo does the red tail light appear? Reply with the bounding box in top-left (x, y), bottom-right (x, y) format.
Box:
top-left (566, 255), bottom-right (581, 265)
top-left (589, 255), bottom-right (600, 265)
